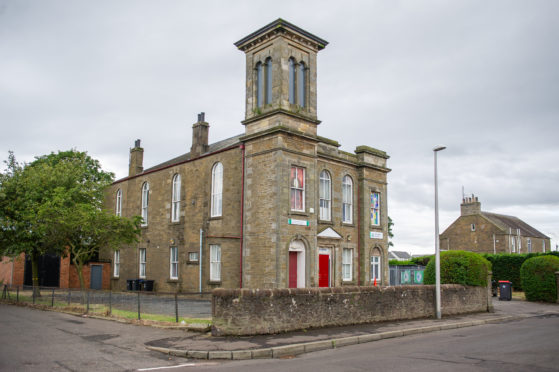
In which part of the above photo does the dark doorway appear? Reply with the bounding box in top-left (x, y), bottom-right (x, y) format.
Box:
top-left (24, 254), bottom-right (60, 287)
top-left (90, 265), bottom-right (103, 290)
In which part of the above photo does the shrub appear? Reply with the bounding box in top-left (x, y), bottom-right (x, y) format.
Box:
top-left (424, 251), bottom-right (491, 287)
top-left (484, 252), bottom-right (559, 290)
top-left (411, 256), bottom-right (432, 266)
top-left (520, 255), bottom-right (559, 303)
top-left (389, 259), bottom-right (416, 266)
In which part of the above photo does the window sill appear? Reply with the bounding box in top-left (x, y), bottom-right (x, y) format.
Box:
top-left (341, 280), bottom-right (356, 285)
top-left (289, 211), bottom-right (309, 217)
top-left (208, 280), bottom-right (222, 285)
top-left (187, 261), bottom-right (199, 265)
top-left (318, 220), bottom-right (334, 225)
top-left (209, 216), bottom-right (223, 221)
top-left (169, 221), bottom-right (181, 225)
top-left (341, 222), bottom-right (355, 227)
top-left (167, 279), bottom-right (181, 283)
top-left (112, 276), bottom-right (119, 280)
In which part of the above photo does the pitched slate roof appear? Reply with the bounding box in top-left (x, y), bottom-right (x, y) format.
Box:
top-left (482, 212), bottom-right (549, 239)
top-left (142, 133), bottom-right (243, 173)
top-left (389, 251), bottom-right (411, 260)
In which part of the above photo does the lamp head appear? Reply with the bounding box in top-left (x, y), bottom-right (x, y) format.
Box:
top-left (433, 145), bottom-right (446, 152)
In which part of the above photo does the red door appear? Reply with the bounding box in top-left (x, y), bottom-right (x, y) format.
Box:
top-left (318, 254), bottom-right (330, 287)
top-left (289, 252), bottom-right (298, 288)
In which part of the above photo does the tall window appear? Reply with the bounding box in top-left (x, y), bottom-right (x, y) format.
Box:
top-left (527, 238), bottom-right (532, 253)
top-left (342, 248), bottom-right (353, 281)
top-left (511, 237), bottom-right (516, 253)
top-left (342, 176), bottom-right (353, 223)
top-left (170, 247), bottom-right (178, 279)
top-left (211, 162), bottom-right (223, 217)
top-left (113, 250), bottom-right (120, 277)
top-left (265, 57), bottom-right (272, 105)
top-left (139, 248), bottom-right (146, 278)
top-left (141, 182), bottom-right (149, 226)
top-left (298, 61), bottom-right (306, 107)
top-left (210, 244), bottom-right (221, 282)
top-left (371, 192), bottom-right (380, 226)
top-left (543, 240), bottom-right (546, 253)
top-left (288, 58), bottom-right (296, 104)
top-left (171, 174), bottom-right (181, 222)
top-left (319, 170), bottom-right (331, 220)
top-left (290, 166), bottom-right (305, 212)
top-left (371, 250), bottom-right (381, 281)
top-left (256, 62), bottom-right (263, 107)
top-left (115, 189), bottom-right (122, 216)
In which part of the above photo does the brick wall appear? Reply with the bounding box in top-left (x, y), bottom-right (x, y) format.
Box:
top-left (0, 254), bottom-right (25, 286)
top-left (212, 284), bottom-right (490, 336)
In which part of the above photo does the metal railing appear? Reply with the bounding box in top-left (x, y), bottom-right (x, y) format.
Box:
top-left (1, 284), bottom-right (211, 322)
top-left (389, 265), bottom-right (426, 286)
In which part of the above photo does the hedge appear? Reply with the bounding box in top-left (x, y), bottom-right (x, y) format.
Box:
top-left (483, 252), bottom-right (559, 290)
top-left (424, 251), bottom-right (491, 287)
top-left (520, 255), bottom-right (559, 302)
top-left (389, 259), bottom-right (416, 266)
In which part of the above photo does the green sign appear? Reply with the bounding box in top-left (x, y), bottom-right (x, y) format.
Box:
top-left (401, 270), bottom-right (411, 284)
top-left (414, 270), bottom-right (424, 284)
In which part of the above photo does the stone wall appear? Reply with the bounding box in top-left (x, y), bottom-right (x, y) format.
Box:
top-left (212, 284), bottom-right (490, 336)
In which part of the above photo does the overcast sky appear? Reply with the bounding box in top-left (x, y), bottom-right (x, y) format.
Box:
top-left (1, 0), bottom-right (558, 254)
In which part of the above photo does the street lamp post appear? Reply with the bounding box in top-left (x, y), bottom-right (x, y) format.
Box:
top-left (433, 145), bottom-right (446, 320)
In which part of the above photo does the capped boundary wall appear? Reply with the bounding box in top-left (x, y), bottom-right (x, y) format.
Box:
top-left (212, 283), bottom-right (492, 336)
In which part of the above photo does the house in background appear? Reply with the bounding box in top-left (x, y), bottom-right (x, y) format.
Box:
top-left (100, 19), bottom-right (391, 293)
top-left (388, 251), bottom-right (411, 261)
top-left (440, 196), bottom-right (550, 254)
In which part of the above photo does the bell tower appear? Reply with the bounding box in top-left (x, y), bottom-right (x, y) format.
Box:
top-left (235, 19), bottom-right (328, 136)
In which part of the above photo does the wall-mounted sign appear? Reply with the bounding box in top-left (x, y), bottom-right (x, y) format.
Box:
top-left (288, 219), bottom-right (309, 226)
top-left (370, 231), bottom-right (383, 239)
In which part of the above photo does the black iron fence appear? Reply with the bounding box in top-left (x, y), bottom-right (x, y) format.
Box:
top-left (1, 284), bottom-right (211, 322)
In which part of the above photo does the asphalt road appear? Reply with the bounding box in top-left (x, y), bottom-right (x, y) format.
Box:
top-left (202, 314), bottom-right (559, 372)
top-left (2, 302), bottom-right (559, 371)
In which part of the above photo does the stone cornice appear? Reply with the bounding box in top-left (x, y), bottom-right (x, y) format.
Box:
top-left (234, 18), bottom-right (328, 53)
top-left (241, 108), bottom-right (321, 126)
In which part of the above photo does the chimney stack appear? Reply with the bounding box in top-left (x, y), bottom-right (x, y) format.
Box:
top-left (460, 194), bottom-right (481, 216)
top-left (129, 139), bottom-right (144, 176)
top-left (190, 112), bottom-right (209, 158)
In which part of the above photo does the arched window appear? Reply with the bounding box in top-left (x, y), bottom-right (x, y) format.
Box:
top-left (342, 176), bottom-right (353, 223)
top-left (141, 182), bottom-right (149, 226)
top-left (370, 248), bottom-right (382, 282)
top-left (298, 61), bottom-right (306, 107)
top-left (265, 57), bottom-right (272, 105)
top-left (211, 162), bottom-right (223, 217)
top-left (171, 174), bottom-right (181, 222)
top-left (319, 170), bottom-right (331, 221)
top-left (288, 58), bottom-right (296, 104)
top-left (115, 189), bottom-right (122, 217)
top-left (256, 62), bottom-right (264, 108)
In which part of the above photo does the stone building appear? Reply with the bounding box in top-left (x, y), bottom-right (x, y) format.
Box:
top-left (101, 19), bottom-right (391, 292)
top-left (440, 196), bottom-right (550, 254)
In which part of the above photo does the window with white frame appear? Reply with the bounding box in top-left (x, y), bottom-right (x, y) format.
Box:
top-left (542, 240), bottom-right (546, 253)
top-left (113, 250), bottom-right (120, 277)
top-left (171, 174), bottom-right (181, 222)
top-left (170, 247), bottom-right (178, 279)
top-left (371, 254), bottom-right (381, 281)
top-left (210, 245), bottom-right (221, 282)
top-left (342, 248), bottom-right (353, 281)
top-left (141, 182), bottom-right (149, 226)
top-left (371, 192), bottom-right (380, 226)
top-left (527, 238), bottom-right (532, 253)
top-left (188, 252), bottom-right (199, 262)
top-left (511, 237), bottom-right (516, 253)
top-left (139, 248), bottom-right (146, 278)
top-left (211, 162), bottom-right (223, 217)
top-left (342, 175), bottom-right (353, 223)
top-left (319, 170), bottom-right (331, 221)
top-left (290, 166), bottom-right (305, 212)
top-left (115, 189), bottom-right (122, 216)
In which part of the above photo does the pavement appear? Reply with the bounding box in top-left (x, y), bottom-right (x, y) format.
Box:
top-left (145, 297), bottom-right (559, 360)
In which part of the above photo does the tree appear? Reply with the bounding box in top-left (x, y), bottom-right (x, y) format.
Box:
top-left (388, 216), bottom-right (394, 247)
top-left (0, 150), bottom-right (140, 294)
